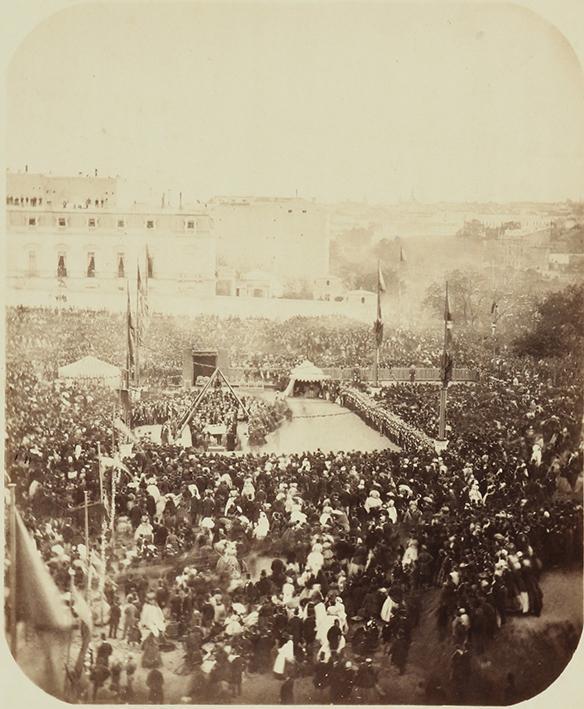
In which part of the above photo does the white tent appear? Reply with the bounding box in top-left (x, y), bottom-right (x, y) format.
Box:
top-left (58, 356), bottom-right (122, 389)
top-left (284, 360), bottom-right (329, 397)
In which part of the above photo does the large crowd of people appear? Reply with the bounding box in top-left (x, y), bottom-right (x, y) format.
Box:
top-left (132, 387), bottom-right (291, 450)
top-left (6, 307), bottom-right (483, 386)
top-left (4, 305), bottom-right (583, 705)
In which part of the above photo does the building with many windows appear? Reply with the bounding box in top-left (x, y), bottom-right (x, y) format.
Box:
top-left (6, 171), bottom-right (216, 305)
top-left (6, 172), bottom-right (337, 311)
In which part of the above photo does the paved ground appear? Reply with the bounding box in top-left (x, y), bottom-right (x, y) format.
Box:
top-left (244, 394), bottom-right (398, 454)
top-left (14, 566), bottom-right (581, 705)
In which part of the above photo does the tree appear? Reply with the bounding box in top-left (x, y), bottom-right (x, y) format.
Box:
top-left (423, 269), bottom-right (488, 327)
top-left (512, 283), bottom-right (584, 358)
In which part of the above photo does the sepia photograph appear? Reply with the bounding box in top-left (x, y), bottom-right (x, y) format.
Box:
top-left (2, 1), bottom-right (583, 706)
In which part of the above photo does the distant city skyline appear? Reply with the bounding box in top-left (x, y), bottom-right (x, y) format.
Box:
top-left (7, 2), bottom-right (584, 204)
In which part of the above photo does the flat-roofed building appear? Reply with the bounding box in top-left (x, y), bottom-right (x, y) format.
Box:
top-left (6, 172), bottom-right (216, 303)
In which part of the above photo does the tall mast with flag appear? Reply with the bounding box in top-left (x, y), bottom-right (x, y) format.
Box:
top-left (135, 263), bottom-right (140, 387)
top-left (136, 259), bottom-right (149, 386)
top-left (398, 244), bottom-right (406, 324)
top-left (491, 297), bottom-right (499, 338)
top-left (126, 281), bottom-right (136, 390)
top-left (137, 249), bottom-right (150, 380)
top-left (438, 281), bottom-right (454, 439)
top-left (372, 261), bottom-right (386, 384)
top-left (7, 484), bottom-right (92, 698)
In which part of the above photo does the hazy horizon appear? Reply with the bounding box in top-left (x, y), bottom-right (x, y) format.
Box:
top-left (7, 2), bottom-right (584, 205)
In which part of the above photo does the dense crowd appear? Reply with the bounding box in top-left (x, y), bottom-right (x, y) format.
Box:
top-left (373, 362), bottom-right (582, 476)
top-left (6, 307), bottom-right (484, 385)
top-left (132, 388), bottom-right (291, 449)
top-left (4, 305), bottom-right (583, 705)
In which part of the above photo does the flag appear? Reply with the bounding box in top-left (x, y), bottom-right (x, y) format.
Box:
top-left (377, 263), bottom-right (386, 293)
top-left (126, 284), bottom-right (136, 385)
top-left (118, 442), bottom-right (134, 459)
top-left (12, 509), bottom-right (73, 632)
top-left (71, 586), bottom-right (93, 631)
top-left (373, 262), bottom-right (385, 347)
top-left (444, 281), bottom-right (453, 328)
top-left (89, 549), bottom-right (105, 577)
top-left (137, 262), bottom-right (149, 345)
top-left (491, 300), bottom-right (499, 323)
top-left (442, 282), bottom-right (454, 384)
top-left (400, 246), bottom-right (407, 264)
top-left (11, 508), bottom-right (73, 698)
top-left (113, 416), bottom-right (138, 443)
top-left (373, 316), bottom-right (384, 349)
top-left (99, 455), bottom-right (130, 475)
top-left (146, 244), bottom-right (153, 280)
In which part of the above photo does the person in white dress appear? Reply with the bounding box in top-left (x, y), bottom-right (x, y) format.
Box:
top-left (380, 591), bottom-right (397, 623)
top-left (282, 577), bottom-right (296, 605)
top-left (364, 490), bottom-right (382, 514)
top-left (253, 511), bottom-right (270, 541)
top-left (306, 543), bottom-right (324, 576)
top-left (273, 637), bottom-right (295, 677)
top-left (139, 595), bottom-right (166, 639)
top-left (402, 539), bottom-right (419, 570)
top-left (134, 516), bottom-right (153, 543)
top-left (385, 499), bottom-right (398, 524)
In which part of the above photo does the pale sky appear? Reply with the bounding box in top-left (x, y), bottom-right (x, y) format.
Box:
top-left (6, 1), bottom-right (584, 204)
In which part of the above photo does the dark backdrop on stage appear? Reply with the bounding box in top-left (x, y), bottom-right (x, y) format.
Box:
top-left (183, 349), bottom-right (229, 387)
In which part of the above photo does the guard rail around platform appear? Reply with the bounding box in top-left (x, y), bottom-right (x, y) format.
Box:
top-left (324, 367), bottom-right (478, 382)
top-left (223, 366), bottom-right (478, 386)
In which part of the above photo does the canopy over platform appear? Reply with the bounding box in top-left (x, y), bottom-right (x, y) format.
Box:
top-left (58, 355), bottom-right (122, 388)
top-left (284, 360), bottom-right (329, 397)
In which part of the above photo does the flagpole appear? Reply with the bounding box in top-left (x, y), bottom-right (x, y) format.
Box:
top-left (97, 441), bottom-right (103, 504)
top-left (111, 403), bottom-right (116, 454)
top-left (438, 386), bottom-right (448, 440)
top-left (9, 483), bottom-right (18, 658)
top-left (111, 408), bottom-right (117, 551)
top-left (135, 262), bottom-right (140, 387)
top-left (397, 278), bottom-right (401, 327)
top-left (111, 462), bottom-right (116, 552)
top-left (99, 518), bottom-right (107, 626)
top-left (397, 249), bottom-right (402, 326)
top-left (126, 280), bottom-right (131, 390)
top-left (438, 281), bottom-right (449, 441)
top-left (83, 491), bottom-right (90, 602)
top-left (491, 300), bottom-right (499, 358)
top-left (375, 260), bottom-right (380, 385)
top-left (63, 568), bottom-right (76, 700)
top-left (492, 319), bottom-right (497, 357)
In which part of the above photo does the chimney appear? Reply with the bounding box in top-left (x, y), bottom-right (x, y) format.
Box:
top-left (161, 193), bottom-right (165, 209)
top-left (25, 164), bottom-right (28, 173)
top-left (95, 168), bottom-right (98, 177)
top-left (179, 192), bottom-right (183, 210)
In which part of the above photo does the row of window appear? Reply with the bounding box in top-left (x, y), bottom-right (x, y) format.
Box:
top-left (27, 252), bottom-right (155, 279)
top-left (25, 216), bottom-right (200, 231)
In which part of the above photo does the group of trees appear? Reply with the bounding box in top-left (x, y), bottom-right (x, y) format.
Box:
top-left (330, 231), bottom-right (406, 295)
top-left (512, 282), bottom-right (584, 359)
top-left (423, 267), bottom-right (565, 334)
top-left (423, 268), bottom-right (582, 362)
top-left (423, 269), bottom-right (489, 328)
top-left (331, 227), bottom-right (581, 361)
